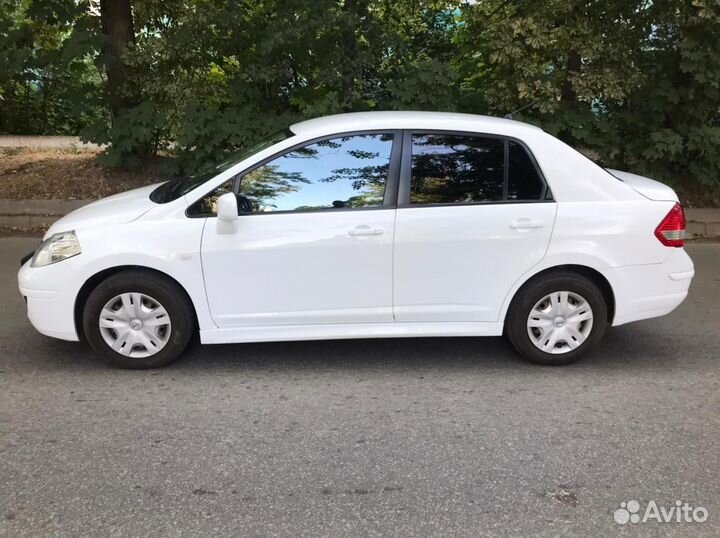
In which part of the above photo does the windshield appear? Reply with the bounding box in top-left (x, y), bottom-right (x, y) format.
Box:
top-left (150, 128), bottom-right (294, 203)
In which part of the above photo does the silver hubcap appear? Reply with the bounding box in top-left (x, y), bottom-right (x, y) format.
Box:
top-left (99, 293), bottom-right (172, 358)
top-left (527, 291), bottom-right (593, 354)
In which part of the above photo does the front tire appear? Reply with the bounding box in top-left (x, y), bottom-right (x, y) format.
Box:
top-left (506, 272), bottom-right (608, 366)
top-left (82, 270), bottom-right (195, 369)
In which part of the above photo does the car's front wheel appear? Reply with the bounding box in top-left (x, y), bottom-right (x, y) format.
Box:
top-left (506, 272), bottom-right (608, 365)
top-left (82, 270), bottom-right (195, 369)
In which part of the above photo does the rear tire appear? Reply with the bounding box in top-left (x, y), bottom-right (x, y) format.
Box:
top-left (506, 272), bottom-right (608, 366)
top-left (82, 271), bottom-right (195, 369)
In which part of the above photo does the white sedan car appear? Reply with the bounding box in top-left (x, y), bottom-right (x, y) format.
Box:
top-left (18, 112), bottom-right (694, 368)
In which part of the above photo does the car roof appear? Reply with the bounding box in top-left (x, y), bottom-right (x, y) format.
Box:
top-left (289, 111), bottom-right (543, 138)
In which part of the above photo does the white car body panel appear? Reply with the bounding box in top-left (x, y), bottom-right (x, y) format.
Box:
top-left (20, 216), bottom-right (211, 341)
top-left (200, 210), bottom-right (395, 326)
top-left (494, 201), bottom-right (694, 328)
top-left (393, 203), bottom-right (557, 322)
top-left (606, 169), bottom-right (680, 202)
top-left (41, 183), bottom-right (161, 239)
top-left (17, 111), bottom-right (694, 348)
top-left (200, 321), bottom-right (504, 344)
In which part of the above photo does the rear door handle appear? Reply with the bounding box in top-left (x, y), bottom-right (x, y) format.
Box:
top-left (348, 225), bottom-right (384, 237)
top-left (510, 218), bottom-right (544, 230)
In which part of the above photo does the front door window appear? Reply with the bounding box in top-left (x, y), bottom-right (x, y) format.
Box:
top-left (240, 133), bottom-right (394, 213)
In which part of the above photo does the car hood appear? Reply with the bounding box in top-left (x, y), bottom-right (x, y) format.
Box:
top-left (606, 169), bottom-right (679, 202)
top-left (44, 183), bottom-right (162, 239)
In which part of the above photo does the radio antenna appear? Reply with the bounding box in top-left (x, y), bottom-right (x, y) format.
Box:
top-left (504, 100), bottom-right (540, 120)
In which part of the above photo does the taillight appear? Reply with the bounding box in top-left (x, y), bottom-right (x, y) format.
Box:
top-left (654, 202), bottom-right (686, 247)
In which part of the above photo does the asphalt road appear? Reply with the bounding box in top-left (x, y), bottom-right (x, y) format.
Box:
top-left (1, 237), bottom-right (719, 538)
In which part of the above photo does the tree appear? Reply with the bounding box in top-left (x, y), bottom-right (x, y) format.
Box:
top-left (455, 0), bottom-right (650, 143)
top-left (0, 0), bottom-right (104, 135)
top-left (99, 0), bottom-right (135, 119)
top-left (0, 0), bottom-right (718, 200)
top-left (605, 0), bottom-right (720, 196)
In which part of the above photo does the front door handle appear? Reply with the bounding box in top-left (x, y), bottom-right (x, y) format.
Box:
top-left (348, 225), bottom-right (384, 237)
top-left (509, 218), bottom-right (544, 230)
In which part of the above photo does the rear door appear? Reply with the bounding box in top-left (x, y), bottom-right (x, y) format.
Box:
top-left (393, 131), bottom-right (557, 322)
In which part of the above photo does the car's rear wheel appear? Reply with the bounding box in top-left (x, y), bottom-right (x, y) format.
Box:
top-left (506, 272), bottom-right (608, 365)
top-left (82, 271), bottom-right (194, 369)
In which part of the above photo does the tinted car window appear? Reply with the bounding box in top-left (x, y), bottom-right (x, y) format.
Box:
top-left (410, 134), bottom-right (505, 204)
top-left (238, 134), bottom-right (393, 212)
top-left (507, 141), bottom-right (543, 200)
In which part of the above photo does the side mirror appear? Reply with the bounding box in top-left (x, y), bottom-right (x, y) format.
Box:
top-left (216, 192), bottom-right (238, 234)
top-left (217, 192), bottom-right (239, 221)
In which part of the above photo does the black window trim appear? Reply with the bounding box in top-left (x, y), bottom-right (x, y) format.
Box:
top-left (186, 129), bottom-right (402, 218)
top-left (397, 129), bottom-right (554, 209)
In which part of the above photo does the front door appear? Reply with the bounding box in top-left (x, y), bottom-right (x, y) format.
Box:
top-left (200, 132), bottom-right (399, 328)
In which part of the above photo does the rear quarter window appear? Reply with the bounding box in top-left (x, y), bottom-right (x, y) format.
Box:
top-left (507, 141), bottom-right (544, 200)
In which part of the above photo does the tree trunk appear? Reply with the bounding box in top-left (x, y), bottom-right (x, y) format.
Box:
top-left (561, 51), bottom-right (581, 103)
top-left (340, 0), bottom-right (368, 109)
top-left (99, 0), bottom-right (135, 120)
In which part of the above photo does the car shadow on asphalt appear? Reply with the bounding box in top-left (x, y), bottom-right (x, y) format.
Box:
top-left (12, 320), bottom-right (695, 374)
top-left (179, 325), bottom-right (692, 372)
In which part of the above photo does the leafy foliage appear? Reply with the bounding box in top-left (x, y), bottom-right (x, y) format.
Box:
top-left (602, 0), bottom-right (720, 191)
top-left (1, 0), bottom-right (719, 200)
top-left (0, 0), bottom-right (105, 135)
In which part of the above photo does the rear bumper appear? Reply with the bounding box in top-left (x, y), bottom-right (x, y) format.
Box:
top-left (605, 248), bottom-right (694, 326)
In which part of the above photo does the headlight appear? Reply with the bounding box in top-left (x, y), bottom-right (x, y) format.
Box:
top-left (31, 231), bottom-right (81, 267)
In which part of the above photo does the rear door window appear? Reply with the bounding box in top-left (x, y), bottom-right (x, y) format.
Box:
top-left (408, 133), bottom-right (547, 204)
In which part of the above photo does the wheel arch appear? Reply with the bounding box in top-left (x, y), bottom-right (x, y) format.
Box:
top-left (502, 264), bottom-right (616, 326)
top-left (74, 265), bottom-right (199, 341)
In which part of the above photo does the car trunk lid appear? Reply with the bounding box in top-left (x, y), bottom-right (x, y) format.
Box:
top-left (606, 169), bottom-right (679, 202)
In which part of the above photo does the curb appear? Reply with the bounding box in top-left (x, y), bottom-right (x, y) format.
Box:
top-left (685, 208), bottom-right (720, 237)
top-left (0, 199), bottom-right (92, 228)
top-left (1, 199), bottom-right (719, 237)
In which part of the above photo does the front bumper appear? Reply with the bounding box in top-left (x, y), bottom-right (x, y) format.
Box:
top-left (18, 259), bottom-right (80, 341)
